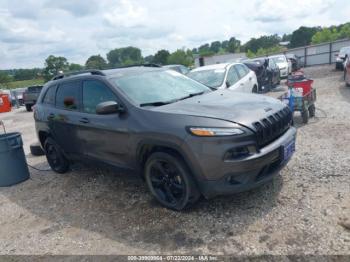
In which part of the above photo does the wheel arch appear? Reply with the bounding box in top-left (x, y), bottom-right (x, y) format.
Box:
top-left (136, 140), bottom-right (199, 180)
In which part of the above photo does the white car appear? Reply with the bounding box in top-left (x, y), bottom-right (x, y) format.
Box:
top-left (269, 55), bottom-right (291, 78)
top-left (187, 63), bottom-right (258, 93)
top-left (336, 46), bottom-right (350, 70)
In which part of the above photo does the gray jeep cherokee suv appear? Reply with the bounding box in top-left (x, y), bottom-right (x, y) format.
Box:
top-left (34, 66), bottom-right (296, 210)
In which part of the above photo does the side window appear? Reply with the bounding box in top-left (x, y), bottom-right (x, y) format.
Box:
top-left (56, 81), bottom-right (81, 111)
top-left (42, 85), bottom-right (56, 105)
top-left (82, 80), bottom-right (117, 114)
top-left (243, 64), bottom-right (250, 74)
top-left (235, 64), bottom-right (248, 78)
top-left (226, 66), bottom-right (240, 86)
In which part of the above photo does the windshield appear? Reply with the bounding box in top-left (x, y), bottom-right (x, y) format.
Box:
top-left (187, 69), bottom-right (226, 88)
top-left (272, 56), bottom-right (286, 63)
top-left (112, 70), bottom-right (211, 106)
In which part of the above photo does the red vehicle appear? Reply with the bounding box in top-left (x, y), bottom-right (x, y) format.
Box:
top-left (345, 56), bottom-right (350, 87)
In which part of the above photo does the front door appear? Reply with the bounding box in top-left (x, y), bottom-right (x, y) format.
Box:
top-left (78, 79), bottom-right (130, 168)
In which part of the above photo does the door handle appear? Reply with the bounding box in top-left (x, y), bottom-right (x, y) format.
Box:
top-left (249, 77), bottom-right (252, 81)
top-left (48, 113), bottom-right (55, 120)
top-left (240, 83), bottom-right (244, 86)
top-left (79, 118), bottom-right (90, 124)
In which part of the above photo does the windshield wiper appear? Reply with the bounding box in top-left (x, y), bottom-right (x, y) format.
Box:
top-left (178, 91), bottom-right (207, 101)
top-left (140, 99), bottom-right (177, 107)
top-left (140, 91), bottom-right (207, 107)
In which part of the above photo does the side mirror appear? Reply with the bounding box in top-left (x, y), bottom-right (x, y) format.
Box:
top-left (96, 101), bottom-right (123, 115)
top-left (226, 81), bottom-right (231, 88)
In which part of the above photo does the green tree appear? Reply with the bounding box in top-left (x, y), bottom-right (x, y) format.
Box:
top-left (246, 50), bottom-right (255, 58)
top-left (106, 47), bottom-right (142, 67)
top-left (210, 41), bottom-right (221, 53)
top-left (85, 55), bottom-right (108, 69)
top-left (338, 23), bottom-right (350, 39)
top-left (289, 26), bottom-right (320, 47)
top-left (0, 71), bottom-right (12, 85)
top-left (13, 69), bottom-right (41, 81)
top-left (227, 37), bottom-right (241, 53)
top-left (167, 50), bottom-right (193, 66)
top-left (69, 63), bottom-right (84, 71)
top-left (311, 28), bottom-right (339, 44)
top-left (43, 55), bottom-right (69, 81)
top-left (244, 35), bottom-right (280, 53)
top-left (144, 55), bottom-right (154, 63)
top-left (153, 49), bottom-right (170, 65)
top-left (221, 40), bottom-right (229, 50)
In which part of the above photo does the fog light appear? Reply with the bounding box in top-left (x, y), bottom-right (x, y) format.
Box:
top-left (225, 146), bottom-right (250, 160)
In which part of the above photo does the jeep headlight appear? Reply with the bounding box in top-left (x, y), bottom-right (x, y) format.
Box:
top-left (188, 127), bottom-right (244, 137)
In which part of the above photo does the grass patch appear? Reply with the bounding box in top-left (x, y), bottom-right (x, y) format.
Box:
top-left (0, 78), bottom-right (45, 89)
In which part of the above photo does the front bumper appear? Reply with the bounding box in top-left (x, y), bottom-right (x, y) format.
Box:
top-left (186, 127), bottom-right (297, 198)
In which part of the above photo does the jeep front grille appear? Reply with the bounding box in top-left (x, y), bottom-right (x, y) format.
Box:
top-left (253, 107), bottom-right (292, 148)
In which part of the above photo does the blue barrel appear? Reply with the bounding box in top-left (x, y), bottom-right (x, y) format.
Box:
top-left (0, 132), bottom-right (30, 186)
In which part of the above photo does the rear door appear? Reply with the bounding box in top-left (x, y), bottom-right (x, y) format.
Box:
top-left (52, 80), bottom-right (83, 157)
top-left (235, 64), bottom-right (252, 92)
top-left (225, 65), bottom-right (243, 91)
top-left (78, 79), bottom-right (130, 168)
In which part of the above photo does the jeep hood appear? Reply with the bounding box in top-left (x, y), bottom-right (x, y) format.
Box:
top-left (150, 90), bottom-right (286, 129)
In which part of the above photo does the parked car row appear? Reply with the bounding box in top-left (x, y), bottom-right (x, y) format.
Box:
top-left (0, 85), bottom-right (43, 110)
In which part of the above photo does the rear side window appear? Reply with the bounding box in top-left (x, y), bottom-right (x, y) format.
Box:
top-left (235, 64), bottom-right (248, 78)
top-left (56, 81), bottom-right (81, 111)
top-left (42, 86), bottom-right (56, 105)
top-left (82, 80), bottom-right (116, 114)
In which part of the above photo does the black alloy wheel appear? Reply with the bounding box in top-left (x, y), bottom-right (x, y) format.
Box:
top-left (44, 138), bottom-right (69, 173)
top-left (145, 152), bottom-right (200, 210)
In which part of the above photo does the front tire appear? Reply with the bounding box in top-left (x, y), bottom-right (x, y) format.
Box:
top-left (44, 138), bottom-right (69, 173)
top-left (144, 152), bottom-right (200, 210)
top-left (345, 70), bottom-right (350, 87)
top-left (25, 104), bottom-right (32, 112)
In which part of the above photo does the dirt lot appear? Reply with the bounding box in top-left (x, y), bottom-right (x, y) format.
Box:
top-left (0, 65), bottom-right (349, 255)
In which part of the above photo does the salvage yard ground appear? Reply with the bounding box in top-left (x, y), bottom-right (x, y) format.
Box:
top-left (0, 65), bottom-right (349, 255)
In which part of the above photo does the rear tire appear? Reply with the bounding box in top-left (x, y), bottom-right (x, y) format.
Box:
top-left (44, 138), bottom-right (69, 173)
top-left (25, 104), bottom-right (32, 112)
top-left (252, 85), bottom-right (258, 93)
top-left (144, 152), bottom-right (200, 210)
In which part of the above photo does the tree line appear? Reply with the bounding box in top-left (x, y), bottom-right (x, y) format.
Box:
top-left (1, 22), bottom-right (349, 85)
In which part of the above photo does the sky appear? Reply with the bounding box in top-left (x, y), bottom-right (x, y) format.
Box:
top-left (0, 0), bottom-right (349, 69)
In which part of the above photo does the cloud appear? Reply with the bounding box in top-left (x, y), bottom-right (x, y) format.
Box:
top-left (103, 0), bottom-right (149, 28)
top-left (45, 0), bottom-right (99, 17)
top-left (0, 0), bottom-right (349, 68)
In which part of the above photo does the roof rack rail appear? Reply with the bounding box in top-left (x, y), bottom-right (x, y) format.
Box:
top-left (51, 69), bottom-right (106, 81)
top-left (114, 63), bottom-right (162, 69)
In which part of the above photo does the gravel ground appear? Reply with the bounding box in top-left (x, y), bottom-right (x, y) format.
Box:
top-left (0, 64), bottom-right (349, 255)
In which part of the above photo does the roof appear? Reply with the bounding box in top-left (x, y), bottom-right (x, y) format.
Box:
top-left (51, 66), bottom-right (163, 82)
top-left (103, 66), bottom-right (163, 78)
top-left (191, 63), bottom-right (236, 72)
